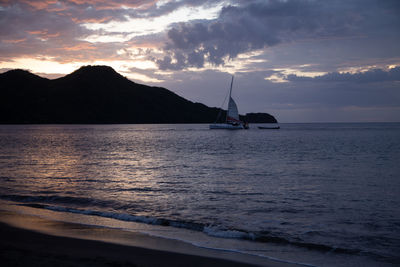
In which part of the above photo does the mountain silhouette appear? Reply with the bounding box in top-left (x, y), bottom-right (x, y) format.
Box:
top-left (0, 65), bottom-right (277, 124)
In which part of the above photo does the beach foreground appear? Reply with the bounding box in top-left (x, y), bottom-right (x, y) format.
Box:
top-left (0, 209), bottom-right (296, 267)
top-left (0, 222), bottom-right (247, 267)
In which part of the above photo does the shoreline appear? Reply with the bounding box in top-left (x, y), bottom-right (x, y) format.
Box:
top-left (0, 209), bottom-right (297, 267)
top-left (0, 221), bottom-right (249, 267)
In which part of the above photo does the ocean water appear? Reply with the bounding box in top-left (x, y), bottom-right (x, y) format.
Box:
top-left (0, 123), bottom-right (399, 266)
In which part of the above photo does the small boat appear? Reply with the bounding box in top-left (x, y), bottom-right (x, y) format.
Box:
top-left (258, 125), bottom-right (280, 130)
top-left (210, 76), bottom-right (249, 130)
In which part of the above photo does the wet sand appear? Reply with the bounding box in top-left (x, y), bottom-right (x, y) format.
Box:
top-left (0, 210), bottom-right (297, 266)
top-left (0, 222), bottom-right (254, 266)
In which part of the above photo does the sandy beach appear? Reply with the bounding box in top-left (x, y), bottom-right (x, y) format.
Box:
top-left (0, 209), bottom-right (297, 267)
top-left (0, 222), bottom-right (249, 266)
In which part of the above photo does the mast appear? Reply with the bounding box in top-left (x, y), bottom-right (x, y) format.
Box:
top-left (229, 75), bottom-right (234, 99)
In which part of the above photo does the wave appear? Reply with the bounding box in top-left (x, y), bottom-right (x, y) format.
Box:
top-left (8, 199), bottom-right (362, 256)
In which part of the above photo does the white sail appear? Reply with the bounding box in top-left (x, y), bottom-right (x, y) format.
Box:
top-left (227, 97), bottom-right (240, 123)
top-left (209, 75), bottom-right (249, 129)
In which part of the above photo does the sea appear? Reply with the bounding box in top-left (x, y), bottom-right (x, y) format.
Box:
top-left (0, 123), bottom-right (399, 266)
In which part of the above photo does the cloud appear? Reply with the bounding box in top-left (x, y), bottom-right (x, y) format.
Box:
top-left (0, 1), bottom-right (138, 62)
top-left (0, 0), bottom-right (227, 63)
top-left (286, 67), bottom-right (400, 83)
top-left (156, 0), bottom-right (400, 70)
top-left (1, 0), bottom-right (154, 11)
top-left (147, 66), bottom-right (400, 123)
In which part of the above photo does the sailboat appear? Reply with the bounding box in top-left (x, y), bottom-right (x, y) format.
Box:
top-left (209, 76), bottom-right (249, 130)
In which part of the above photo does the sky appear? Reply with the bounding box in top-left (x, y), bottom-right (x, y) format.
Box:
top-left (1, 0), bottom-right (399, 122)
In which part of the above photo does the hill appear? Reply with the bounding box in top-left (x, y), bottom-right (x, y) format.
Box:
top-left (0, 66), bottom-right (277, 124)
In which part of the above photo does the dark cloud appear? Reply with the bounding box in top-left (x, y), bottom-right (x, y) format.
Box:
top-left (148, 67), bottom-right (400, 122)
top-left (157, 0), bottom-right (400, 70)
top-left (235, 68), bottom-right (400, 122)
top-left (287, 67), bottom-right (400, 83)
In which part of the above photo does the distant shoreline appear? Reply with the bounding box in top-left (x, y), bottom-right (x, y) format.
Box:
top-left (0, 67), bottom-right (277, 124)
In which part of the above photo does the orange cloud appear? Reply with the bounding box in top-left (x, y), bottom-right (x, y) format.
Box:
top-left (2, 38), bottom-right (27, 44)
top-left (27, 30), bottom-right (44, 35)
top-left (47, 32), bottom-right (61, 38)
top-left (71, 16), bottom-right (112, 24)
top-left (67, 0), bottom-right (156, 10)
top-left (63, 43), bottom-right (97, 51)
top-left (27, 30), bottom-right (60, 38)
top-left (20, 0), bottom-right (58, 10)
top-left (1, 0), bottom-right (154, 11)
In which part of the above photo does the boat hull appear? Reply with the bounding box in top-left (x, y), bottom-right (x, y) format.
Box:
top-left (258, 124), bottom-right (280, 129)
top-left (209, 124), bottom-right (246, 130)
